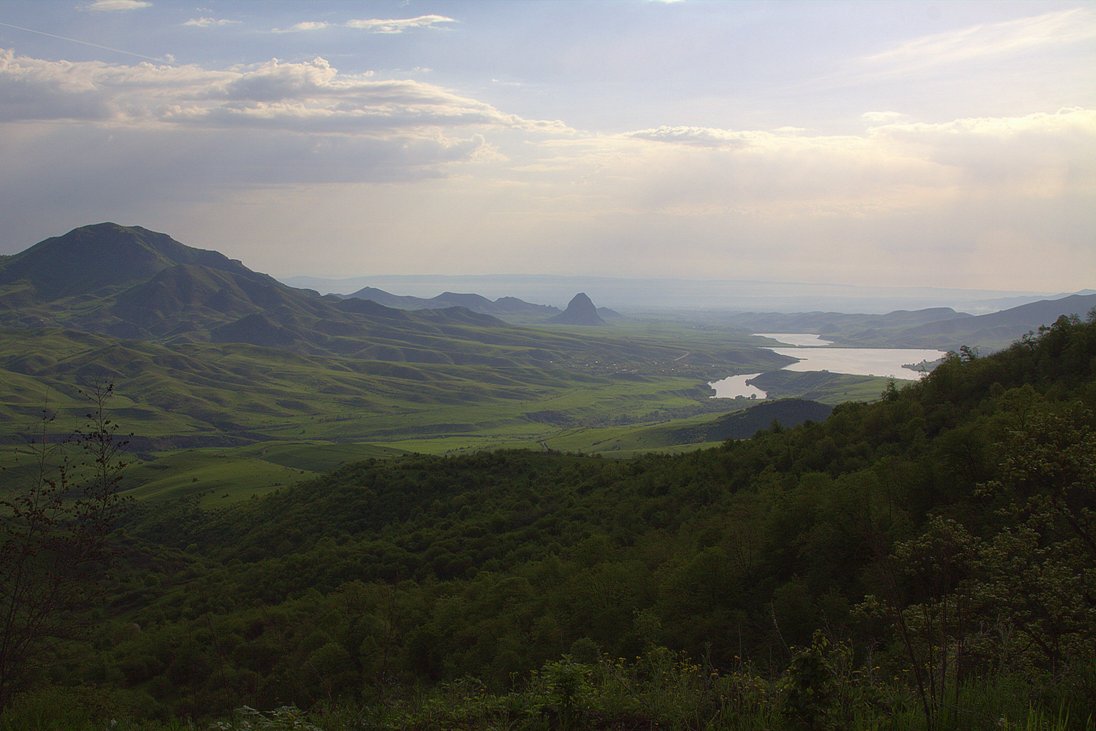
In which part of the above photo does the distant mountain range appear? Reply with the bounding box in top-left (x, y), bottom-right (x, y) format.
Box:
top-left (0, 224), bottom-right (671, 375)
top-left (2, 223), bottom-right (1090, 358)
top-left (340, 286), bottom-right (560, 320)
top-left (727, 294), bottom-right (1096, 352)
top-left (1, 222), bottom-right (1091, 453)
top-left (0, 223), bottom-right (536, 361)
top-left (340, 286), bottom-right (621, 324)
top-left (283, 273), bottom-right (1072, 314)
top-left (0, 223), bottom-right (780, 448)
top-left (890, 294), bottom-right (1096, 350)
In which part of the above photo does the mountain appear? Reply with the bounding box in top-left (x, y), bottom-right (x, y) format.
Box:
top-left (0, 224), bottom-right (537, 358)
top-left (721, 307), bottom-right (972, 343)
top-left (549, 292), bottom-right (605, 326)
top-left (597, 306), bottom-right (624, 320)
top-left (894, 293), bottom-right (1096, 351)
top-left (819, 293), bottom-right (1096, 351)
top-left (4, 223), bottom-right (736, 385)
top-left (342, 286), bottom-right (429, 310)
top-left (343, 286), bottom-right (560, 320)
top-left (0, 222), bottom-right (251, 300)
top-left (489, 296), bottom-right (561, 318)
top-left (1, 225), bottom-right (809, 453)
top-left (723, 295), bottom-right (1096, 351)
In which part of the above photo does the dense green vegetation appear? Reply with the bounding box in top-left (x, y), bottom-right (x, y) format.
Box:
top-left (1, 314), bottom-right (1093, 729)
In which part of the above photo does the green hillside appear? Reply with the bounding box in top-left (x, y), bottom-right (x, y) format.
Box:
top-left (2, 313), bottom-right (1093, 729)
top-left (0, 225), bottom-right (807, 463)
top-left (0, 222), bottom-right (252, 300)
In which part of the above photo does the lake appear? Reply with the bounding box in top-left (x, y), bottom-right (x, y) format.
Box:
top-left (754, 333), bottom-right (834, 347)
top-left (708, 373), bottom-right (767, 399)
top-left (709, 333), bottom-right (948, 399)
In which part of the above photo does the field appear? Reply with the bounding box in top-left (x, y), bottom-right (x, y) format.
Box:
top-left (1, 317), bottom-right (897, 504)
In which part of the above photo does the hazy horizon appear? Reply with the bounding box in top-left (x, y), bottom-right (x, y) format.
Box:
top-left (281, 271), bottom-right (1082, 314)
top-left (2, 1), bottom-right (1094, 293)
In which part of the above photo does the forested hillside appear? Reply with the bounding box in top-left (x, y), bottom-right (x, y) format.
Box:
top-left (2, 314), bottom-right (1094, 730)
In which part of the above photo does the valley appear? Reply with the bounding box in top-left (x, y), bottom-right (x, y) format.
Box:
top-left (2, 3), bottom-right (1092, 726)
top-left (2, 225), bottom-right (1093, 506)
top-left (1, 225), bottom-right (1094, 730)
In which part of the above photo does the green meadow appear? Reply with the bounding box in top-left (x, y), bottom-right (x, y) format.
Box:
top-left (0, 319), bottom-right (905, 505)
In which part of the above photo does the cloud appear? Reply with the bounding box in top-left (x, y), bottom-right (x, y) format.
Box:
top-left (1, 48), bottom-right (1090, 290)
top-left (487, 110), bottom-right (1094, 287)
top-left (272, 21), bottom-right (331, 34)
top-left (865, 108), bottom-right (1096, 194)
top-left (547, 108), bottom-right (1096, 235)
top-left (270, 17), bottom-right (455, 34)
top-left (83, 0), bottom-right (151, 11)
top-left (860, 8), bottom-right (1096, 77)
top-left (344, 15), bottom-right (456, 33)
top-left (183, 17), bottom-right (239, 28)
top-left (0, 50), bottom-right (567, 135)
top-left (217, 57), bottom-right (342, 103)
top-left (0, 49), bottom-right (116, 121)
top-left (629, 126), bottom-right (753, 148)
top-left (861, 111), bottom-right (908, 125)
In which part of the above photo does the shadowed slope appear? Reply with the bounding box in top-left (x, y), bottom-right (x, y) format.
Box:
top-left (0, 222), bottom-right (249, 300)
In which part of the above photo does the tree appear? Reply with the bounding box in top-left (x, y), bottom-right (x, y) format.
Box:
top-left (0, 383), bottom-right (131, 711)
top-left (975, 404), bottom-right (1096, 685)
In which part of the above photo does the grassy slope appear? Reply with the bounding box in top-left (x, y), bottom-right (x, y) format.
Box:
top-left (0, 316), bottom-right (909, 503)
top-left (0, 319), bottom-right (906, 507)
top-left (0, 324), bottom-right (788, 433)
top-left (0, 322), bottom-right (800, 500)
top-left (124, 442), bottom-right (406, 506)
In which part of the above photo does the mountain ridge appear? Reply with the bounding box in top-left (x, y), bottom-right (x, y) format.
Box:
top-left (725, 295), bottom-right (1096, 351)
top-left (0, 224), bottom-right (527, 357)
top-left (343, 285), bottom-right (560, 320)
top-left (0, 222), bottom-right (251, 300)
top-left (0, 225), bottom-right (719, 386)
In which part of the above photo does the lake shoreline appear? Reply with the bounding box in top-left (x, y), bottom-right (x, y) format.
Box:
top-left (709, 333), bottom-right (947, 399)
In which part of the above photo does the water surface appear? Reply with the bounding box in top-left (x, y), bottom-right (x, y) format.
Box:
top-left (710, 334), bottom-right (947, 399)
top-left (708, 374), bottom-right (766, 399)
top-left (768, 347), bottom-right (946, 380)
top-left (754, 333), bottom-right (834, 347)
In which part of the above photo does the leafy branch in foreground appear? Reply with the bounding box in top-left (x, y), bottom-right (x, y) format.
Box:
top-left (0, 383), bottom-right (131, 712)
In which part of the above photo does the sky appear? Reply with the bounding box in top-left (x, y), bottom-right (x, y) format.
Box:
top-left (1, 0), bottom-right (1094, 293)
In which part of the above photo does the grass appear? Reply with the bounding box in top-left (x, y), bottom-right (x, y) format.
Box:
top-left (124, 451), bottom-right (320, 505)
top-left (543, 417), bottom-right (726, 455)
top-left (123, 442), bottom-right (409, 505)
top-left (0, 321), bottom-right (901, 503)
